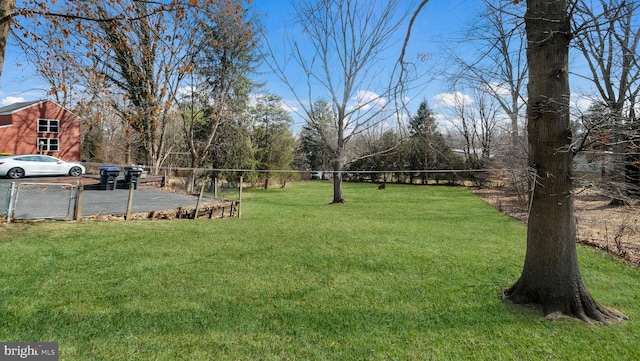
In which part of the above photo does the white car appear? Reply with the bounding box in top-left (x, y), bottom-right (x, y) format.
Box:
top-left (0, 154), bottom-right (85, 179)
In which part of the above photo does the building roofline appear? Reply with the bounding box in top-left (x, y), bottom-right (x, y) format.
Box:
top-left (0, 100), bottom-right (48, 115)
top-left (0, 99), bottom-right (79, 119)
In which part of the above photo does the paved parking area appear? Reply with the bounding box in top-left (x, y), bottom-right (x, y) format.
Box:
top-left (81, 188), bottom-right (212, 217)
top-left (2, 176), bottom-right (217, 218)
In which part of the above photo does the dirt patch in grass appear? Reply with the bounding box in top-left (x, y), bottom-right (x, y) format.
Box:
top-left (472, 187), bottom-right (640, 265)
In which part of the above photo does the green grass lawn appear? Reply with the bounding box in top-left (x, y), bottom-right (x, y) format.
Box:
top-left (1, 182), bottom-right (639, 360)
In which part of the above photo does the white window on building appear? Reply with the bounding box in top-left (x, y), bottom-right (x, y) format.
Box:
top-left (37, 138), bottom-right (59, 152)
top-left (38, 119), bottom-right (60, 133)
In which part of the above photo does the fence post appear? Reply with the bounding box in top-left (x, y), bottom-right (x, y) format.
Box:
top-left (194, 183), bottom-right (205, 219)
top-left (214, 177), bottom-right (218, 198)
top-left (125, 184), bottom-right (135, 220)
top-left (6, 182), bottom-right (16, 224)
top-left (238, 176), bottom-right (243, 218)
top-left (74, 181), bottom-right (84, 222)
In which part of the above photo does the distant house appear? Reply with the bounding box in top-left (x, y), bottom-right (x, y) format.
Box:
top-left (0, 100), bottom-right (81, 161)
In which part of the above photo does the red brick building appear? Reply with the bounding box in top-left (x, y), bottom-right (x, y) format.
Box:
top-left (0, 100), bottom-right (81, 161)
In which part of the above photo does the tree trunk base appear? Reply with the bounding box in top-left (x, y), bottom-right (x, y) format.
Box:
top-left (330, 199), bottom-right (346, 204)
top-left (504, 280), bottom-right (628, 325)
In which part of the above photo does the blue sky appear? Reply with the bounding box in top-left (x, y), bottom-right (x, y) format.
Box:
top-left (251, 0), bottom-right (478, 119)
top-left (0, 0), bottom-right (608, 131)
top-left (0, 0), bottom-right (478, 111)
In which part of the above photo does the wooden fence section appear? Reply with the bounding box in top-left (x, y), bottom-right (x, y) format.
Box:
top-left (84, 200), bottom-right (240, 221)
top-left (176, 200), bottom-right (240, 220)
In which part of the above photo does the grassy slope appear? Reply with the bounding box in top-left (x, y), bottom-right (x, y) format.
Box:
top-left (0, 182), bottom-right (638, 360)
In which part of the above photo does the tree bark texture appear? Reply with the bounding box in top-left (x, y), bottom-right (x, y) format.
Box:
top-left (331, 149), bottom-right (345, 204)
top-left (331, 119), bottom-right (346, 204)
top-left (0, 0), bottom-right (16, 79)
top-left (504, 0), bottom-right (626, 324)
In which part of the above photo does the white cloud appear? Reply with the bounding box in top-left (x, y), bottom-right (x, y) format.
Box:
top-left (280, 100), bottom-right (299, 114)
top-left (433, 92), bottom-right (473, 108)
top-left (571, 95), bottom-right (596, 113)
top-left (483, 82), bottom-right (511, 98)
top-left (434, 112), bottom-right (447, 124)
top-left (1, 96), bottom-right (26, 106)
top-left (248, 93), bottom-right (301, 118)
top-left (176, 86), bottom-right (195, 99)
top-left (350, 90), bottom-right (387, 111)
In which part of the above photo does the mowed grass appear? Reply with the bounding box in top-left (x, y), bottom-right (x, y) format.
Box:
top-left (1, 182), bottom-right (639, 360)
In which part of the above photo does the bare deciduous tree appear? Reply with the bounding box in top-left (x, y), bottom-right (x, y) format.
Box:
top-left (265, 0), bottom-right (417, 203)
top-left (440, 90), bottom-right (498, 169)
top-left (573, 0), bottom-right (640, 203)
top-left (177, 0), bottom-right (259, 192)
top-left (3, 0), bottom-right (191, 81)
top-left (448, 0), bottom-right (528, 159)
top-left (9, 0), bottom-right (254, 174)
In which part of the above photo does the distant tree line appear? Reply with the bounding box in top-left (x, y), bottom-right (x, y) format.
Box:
top-left (296, 99), bottom-right (468, 184)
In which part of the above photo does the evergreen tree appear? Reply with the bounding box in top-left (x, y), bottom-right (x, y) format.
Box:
top-left (297, 99), bottom-right (337, 171)
top-left (250, 95), bottom-right (296, 188)
top-left (408, 100), bottom-right (461, 183)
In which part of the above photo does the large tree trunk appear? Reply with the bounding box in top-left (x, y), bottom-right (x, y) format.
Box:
top-left (331, 160), bottom-right (345, 204)
top-left (0, 0), bottom-right (15, 79)
top-left (504, 0), bottom-right (626, 324)
top-left (331, 128), bottom-right (346, 204)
